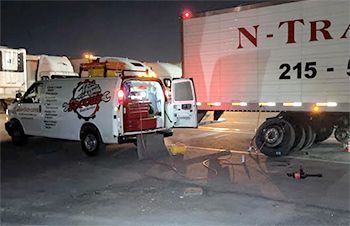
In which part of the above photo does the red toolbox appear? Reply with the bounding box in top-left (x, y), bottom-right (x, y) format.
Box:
top-left (123, 100), bottom-right (157, 132)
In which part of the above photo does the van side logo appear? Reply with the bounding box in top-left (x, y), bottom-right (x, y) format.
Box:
top-left (63, 80), bottom-right (111, 121)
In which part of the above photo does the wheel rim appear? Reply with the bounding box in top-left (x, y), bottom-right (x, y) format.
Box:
top-left (84, 134), bottom-right (97, 152)
top-left (335, 128), bottom-right (349, 143)
top-left (263, 126), bottom-right (284, 148)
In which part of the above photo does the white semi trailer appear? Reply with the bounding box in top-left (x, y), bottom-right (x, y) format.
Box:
top-left (0, 47), bottom-right (78, 110)
top-left (181, 0), bottom-right (350, 156)
top-left (0, 47), bottom-right (27, 110)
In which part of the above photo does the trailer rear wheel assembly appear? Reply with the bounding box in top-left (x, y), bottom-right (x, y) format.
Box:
top-left (314, 125), bottom-right (334, 143)
top-left (290, 123), bottom-right (306, 152)
top-left (255, 118), bottom-right (295, 157)
top-left (301, 123), bottom-right (316, 150)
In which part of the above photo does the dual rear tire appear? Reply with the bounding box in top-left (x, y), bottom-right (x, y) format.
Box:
top-left (255, 114), bottom-right (335, 157)
top-left (255, 118), bottom-right (295, 157)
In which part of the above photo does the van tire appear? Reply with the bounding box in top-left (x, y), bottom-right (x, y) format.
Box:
top-left (80, 125), bottom-right (103, 157)
top-left (10, 120), bottom-right (26, 146)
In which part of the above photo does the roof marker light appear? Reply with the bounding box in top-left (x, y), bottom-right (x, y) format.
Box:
top-left (259, 102), bottom-right (276, 107)
top-left (283, 102), bottom-right (302, 107)
top-left (207, 102), bottom-right (221, 106)
top-left (232, 102), bottom-right (248, 106)
top-left (182, 10), bottom-right (192, 19)
top-left (316, 102), bottom-right (337, 107)
top-left (84, 53), bottom-right (95, 60)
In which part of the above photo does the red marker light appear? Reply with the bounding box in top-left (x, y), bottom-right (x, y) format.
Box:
top-left (117, 89), bottom-right (124, 105)
top-left (182, 10), bottom-right (192, 19)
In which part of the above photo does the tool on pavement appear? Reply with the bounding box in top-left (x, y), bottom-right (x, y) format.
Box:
top-left (287, 167), bottom-right (322, 180)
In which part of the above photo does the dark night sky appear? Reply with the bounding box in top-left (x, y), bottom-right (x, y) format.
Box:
top-left (1, 1), bottom-right (262, 62)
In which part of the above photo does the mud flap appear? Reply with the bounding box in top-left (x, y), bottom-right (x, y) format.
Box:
top-left (136, 133), bottom-right (170, 160)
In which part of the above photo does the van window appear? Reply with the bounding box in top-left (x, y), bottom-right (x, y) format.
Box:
top-left (22, 83), bottom-right (43, 103)
top-left (174, 81), bottom-right (193, 101)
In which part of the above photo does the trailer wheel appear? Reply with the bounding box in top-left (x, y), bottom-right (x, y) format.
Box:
top-left (255, 118), bottom-right (295, 157)
top-left (290, 124), bottom-right (306, 152)
top-left (314, 125), bottom-right (334, 143)
top-left (80, 125), bottom-right (103, 156)
top-left (302, 124), bottom-right (316, 150)
top-left (334, 127), bottom-right (349, 144)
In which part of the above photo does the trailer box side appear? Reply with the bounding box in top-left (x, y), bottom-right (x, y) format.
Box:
top-left (182, 0), bottom-right (350, 112)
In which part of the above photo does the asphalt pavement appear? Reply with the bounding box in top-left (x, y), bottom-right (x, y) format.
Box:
top-left (1, 112), bottom-right (349, 225)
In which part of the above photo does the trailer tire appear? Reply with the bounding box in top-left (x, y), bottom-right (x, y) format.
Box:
top-left (255, 118), bottom-right (295, 157)
top-left (334, 127), bottom-right (349, 144)
top-left (290, 124), bottom-right (306, 152)
top-left (302, 124), bottom-right (316, 150)
top-left (314, 125), bottom-right (334, 143)
top-left (80, 125), bottom-right (103, 157)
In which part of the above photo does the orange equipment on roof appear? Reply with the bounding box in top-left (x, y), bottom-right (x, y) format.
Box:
top-left (79, 59), bottom-right (126, 77)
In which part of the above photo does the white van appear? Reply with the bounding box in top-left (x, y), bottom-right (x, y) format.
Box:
top-left (5, 75), bottom-right (197, 156)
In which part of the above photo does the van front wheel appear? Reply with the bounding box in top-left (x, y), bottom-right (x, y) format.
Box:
top-left (11, 121), bottom-right (26, 146)
top-left (80, 128), bottom-right (102, 156)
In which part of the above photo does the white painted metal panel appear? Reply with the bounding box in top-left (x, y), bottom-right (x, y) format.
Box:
top-left (183, 0), bottom-right (350, 112)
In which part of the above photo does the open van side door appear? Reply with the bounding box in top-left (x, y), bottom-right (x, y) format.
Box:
top-left (170, 79), bottom-right (197, 128)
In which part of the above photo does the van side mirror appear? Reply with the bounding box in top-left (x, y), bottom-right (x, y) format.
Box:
top-left (14, 92), bottom-right (22, 103)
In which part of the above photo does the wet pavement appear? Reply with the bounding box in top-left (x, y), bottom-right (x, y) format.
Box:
top-left (1, 113), bottom-right (349, 225)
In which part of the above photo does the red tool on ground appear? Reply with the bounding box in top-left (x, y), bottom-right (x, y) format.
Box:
top-left (287, 168), bottom-right (322, 180)
top-left (344, 142), bottom-right (350, 153)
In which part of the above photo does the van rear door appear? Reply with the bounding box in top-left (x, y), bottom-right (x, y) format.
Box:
top-left (171, 79), bottom-right (197, 128)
